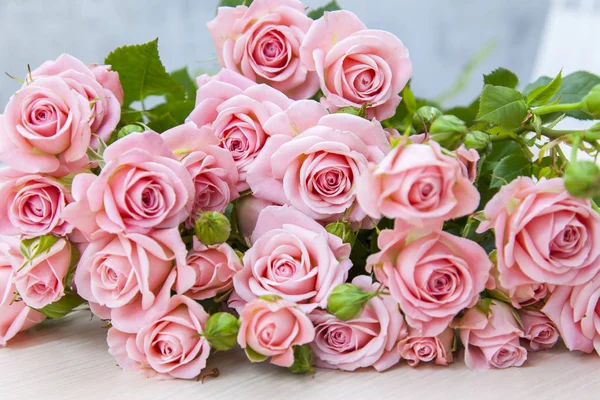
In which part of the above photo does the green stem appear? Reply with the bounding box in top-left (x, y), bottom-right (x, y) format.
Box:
top-left (571, 135), bottom-right (582, 162)
top-left (533, 102), bottom-right (581, 116)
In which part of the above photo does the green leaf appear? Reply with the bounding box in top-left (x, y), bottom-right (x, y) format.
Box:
top-left (475, 298), bottom-right (494, 317)
top-left (485, 289), bottom-right (513, 305)
top-left (307, 1), bottom-right (341, 20)
top-left (170, 67), bottom-right (197, 102)
top-left (478, 141), bottom-right (522, 207)
top-left (444, 98), bottom-right (480, 126)
top-left (38, 292), bottom-right (85, 319)
top-left (526, 70), bottom-right (563, 106)
top-left (20, 235), bottom-right (59, 262)
top-left (147, 113), bottom-right (179, 133)
top-left (105, 39), bottom-right (186, 107)
top-left (218, 0), bottom-right (253, 7)
top-left (523, 76), bottom-right (552, 97)
top-left (288, 345), bottom-right (315, 374)
top-left (539, 71), bottom-right (600, 120)
top-left (402, 85), bottom-right (417, 116)
top-left (490, 153), bottom-right (532, 188)
top-left (483, 67), bottom-right (519, 89)
top-left (477, 85), bottom-right (529, 129)
top-left (245, 346), bottom-right (268, 363)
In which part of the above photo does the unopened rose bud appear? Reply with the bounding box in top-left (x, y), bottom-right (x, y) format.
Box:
top-left (194, 211), bottom-right (231, 245)
top-left (203, 312), bottom-right (240, 351)
top-left (327, 283), bottom-right (377, 321)
top-left (464, 131), bottom-right (491, 153)
top-left (564, 160), bottom-right (600, 198)
top-left (412, 106), bottom-right (443, 132)
top-left (325, 221), bottom-right (356, 246)
top-left (117, 124), bottom-right (145, 140)
top-left (288, 344), bottom-right (315, 374)
top-left (429, 115), bottom-right (467, 150)
top-left (581, 84), bottom-right (600, 118)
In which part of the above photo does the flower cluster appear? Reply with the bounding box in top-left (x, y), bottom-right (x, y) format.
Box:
top-left (3, 0), bottom-right (600, 380)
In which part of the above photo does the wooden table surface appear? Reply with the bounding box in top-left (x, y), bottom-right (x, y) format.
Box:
top-left (1, 311), bottom-right (599, 399)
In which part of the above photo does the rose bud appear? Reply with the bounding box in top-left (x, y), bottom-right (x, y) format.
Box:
top-left (325, 221), bottom-right (356, 247)
top-left (398, 327), bottom-right (455, 367)
top-left (288, 344), bottom-right (315, 374)
top-left (455, 145), bottom-right (480, 183)
top-left (564, 160), bottom-right (600, 199)
top-left (464, 130), bottom-right (491, 153)
top-left (412, 106), bottom-right (442, 132)
top-left (519, 309), bottom-right (559, 351)
top-left (202, 312), bottom-right (240, 351)
top-left (581, 84), bottom-right (600, 118)
top-left (428, 115), bottom-right (467, 150)
top-left (117, 124), bottom-right (144, 140)
top-left (194, 211), bottom-right (231, 245)
top-left (326, 283), bottom-right (379, 321)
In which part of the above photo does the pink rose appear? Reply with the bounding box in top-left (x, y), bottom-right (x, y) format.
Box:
top-left (31, 54), bottom-right (122, 143)
top-left (0, 77), bottom-right (92, 175)
top-left (0, 169), bottom-right (72, 237)
top-left (162, 122), bottom-right (239, 223)
top-left (208, 0), bottom-right (319, 99)
top-left (235, 195), bottom-right (275, 240)
top-left (366, 221), bottom-right (492, 336)
top-left (12, 238), bottom-right (72, 309)
top-left (107, 295), bottom-right (210, 380)
top-left (357, 140), bottom-right (479, 227)
top-left (398, 327), bottom-right (455, 367)
top-left (542, 278), bottom-right (600, 355)
top-left (455, 145), bottom-right (480, 183)
top-left (237, 296), bottom-right (315, 367)
top-left (310, 275), bottom-right (407, 371)
top-left (454, 301), bottom-right (527, 369)
top-left (186, 69), bottom-right (293, 190)
top-left (300, 10), bottom-right (412, 120)
top-left (247, 113), bottom-right (390, 223)
top-left (62, 131), bottom-right (195, 237)
top-left (74, 228), bottom-right (184, 328)
top-left (176, 237), bottom-right (243, 300)
top-left (478, 177), bottom-right (600, 287)
top-left (0, 241), bottom-right (45, 347)
top-left (490, 265), bottom-right (553, 308)
top-left (233, 205), bottom-right (352, 312)
top-left (519, 309), bottom-right (559, 351)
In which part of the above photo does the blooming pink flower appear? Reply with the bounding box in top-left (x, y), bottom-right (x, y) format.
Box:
top-left (455, 145), bottom-right (480, 183)
top-left (454, 301), bottom-right (527, 369)
top-left (519, 309), bottom-right (559, 351)
top-left (162, 122), bottom-right (239, 222)
top-left (398, 327), bottom-right (455, 367)
top-left (237, 296), bottom-right (315, 367)
top-left (186, 69), bottom-right (293, 190)
top-left (300, 10), bottom-right (412, 120)
top-left (247, 112), bottom-right (390, 224)
top-left (176, 237), bottom-right (243, 300)
top-left (208, 0), bottom-right (319, 99)
top-left (0, 239), bottom-right (45, 347)
top-left (0, 169), bottom-right (72, 237)
top-left (107, 295), bottom-right (210, 380)
top-left (542, 278), bottom-right (600, 355)
top-left (62, 131), bottom-right (195, 238)
top-left (233, 205), bottom-right (351, 312)
top-left (310, 275), bottom-right (407, 371)
top-left (356, 140), bottom-right (479, 227)
top-left (478, 177), bottom-right (600, 287)
top-left (490, 265), bottom-right (554, 309)
top-left (366, 221), bottom-right (492, 336)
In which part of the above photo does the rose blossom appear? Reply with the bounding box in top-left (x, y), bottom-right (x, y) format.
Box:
top-left (30, 53), bottom-right (122, 143)
top-left (366, 221), bottom-right (492, 336)
top-left (356, 140), bottom-right (479, 227)
top-left (186, 69), bottom-right (293, 190)
top-left (176, 237), bottom-right (243, 300)
top-left (233, 205), bottom-right (352, 312)
top-left (12, 238), bottom-right (72, 309)
top-left (162, 122), bottom-right (239, 222)
top-left (0, 239), bottom-right (45, 346)
top-left (300, 10), bottom-right (412, 120)
top-left (490, 265), bottom-right (553, 309)
top-left (0, 77), bottom-right (92, 175)
top-left (208, 0), bottom-right (319, 99)
top-left (519, 309), bottom-right (559, 351)
top-left (310, 275), bottom-right (407, 371)
top-left (62, 131), bottom-right (195, 238)
top-left (237, 296), bottom-right (315, 367)
top-left (107, 295), bottom-right (210, 380)
top-left (455, 144), bottom-right (480, 183)
top-left (0, 169), bottom-right (72, 237)
top-left (542, 277), bottom-right (600, 355)
top-left (247, 112), bottom-right (390, 223)
top-left (398, 327), bottom-right (455, 367)
top-left (454, 301), bottom-right (527, 370)
top-left (477, 177), bottom-right (600, 287)
top-left (235, 195), bottom-right (275, 240)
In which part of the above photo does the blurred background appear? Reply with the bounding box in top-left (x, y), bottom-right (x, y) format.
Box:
top-left (0, 0), bottom-right (598, 107)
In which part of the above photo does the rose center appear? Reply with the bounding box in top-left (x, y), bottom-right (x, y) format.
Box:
top-left (327, 326), bottom-right (353, 351)
top-left (426, 270), bottom-right (455, 300)
top-left (408, 176), bottom-right (442, 210)
top-left (259, 323), bottom-right (276, 345)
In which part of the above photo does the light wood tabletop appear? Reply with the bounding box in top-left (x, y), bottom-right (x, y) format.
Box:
top-left (1, 310), bottom-right (599, 400)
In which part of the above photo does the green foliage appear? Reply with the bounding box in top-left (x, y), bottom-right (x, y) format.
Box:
top-left (308, 1), bottom-right (341, 20)
top-left (203, 312), bottom-right (240, 351)
top-left (39, 292), bottom-right (85, 319)
top-left (289, 345), bottom-right (315, 374)
top-left (245, 346), bottom-right (268, 363)
top-left (526, 70), bottom-right (562, 106)
top-left (477, 85), bottom-right (529, 129)
top-left (483, 67), bottom-right (519, 89)
top-left (326, 284), bottom-right (377, 321)
top-left (218, 0), bottom-right (253, 7)
top-left (490, 153), bottom-right (532, 188)
top-left (20, 235), bottom-right (59, 264)
top-left (170, 67), bottom-right (197, 103)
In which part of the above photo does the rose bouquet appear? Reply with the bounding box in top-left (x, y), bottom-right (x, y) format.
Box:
top-left (2, 0), bottom-right (600, 379)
